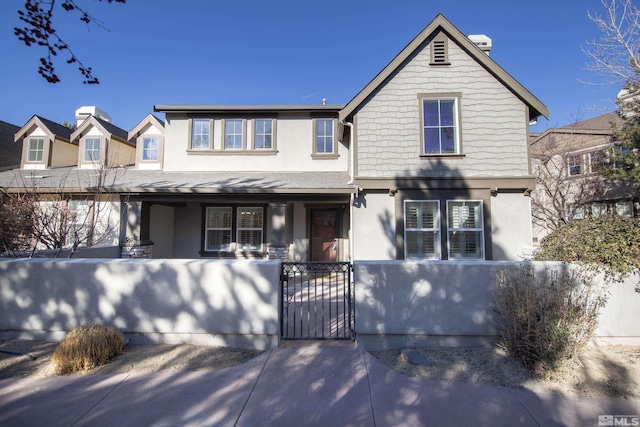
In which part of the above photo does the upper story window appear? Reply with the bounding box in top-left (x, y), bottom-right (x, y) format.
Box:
top-left (225, 119), bottom-right (244, 149)
top-left (588, 150), bottom-right (605, 173)
top-left (404, 201), bottom-right (440, 259)
top-left (191, 119), bottom-right (211, 150)
top-left (567, 154), bottom-right (581, 176)
top-left (84, 137), bottom-right (101, 162)
top-left (142, 136), bottom-right (159, 161)
top-left (27, 138), bottom-right (44, 162)
top-left (314, 119), bottom-right (335, 155)
top-left (421, 97), bottom-right (459, 155)
top-left (254, 119), bottom-right (273, 149)
top-left (447, 200), bottom-right (484, 260)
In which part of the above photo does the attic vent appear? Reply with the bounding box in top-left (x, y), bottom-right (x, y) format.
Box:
top-left (430, 34), bottom-right (449, 65)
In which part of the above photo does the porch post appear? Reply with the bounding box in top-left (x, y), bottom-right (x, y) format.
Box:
top-left (124, 201), bottom-right (143, 243)
top-left (268, 203), bottom-right (288, 260)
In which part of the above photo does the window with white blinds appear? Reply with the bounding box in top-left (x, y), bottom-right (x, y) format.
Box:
top-left (404, 201), bottom-right (440, 259)
top-left (447, 200), bottom-right (484, 259)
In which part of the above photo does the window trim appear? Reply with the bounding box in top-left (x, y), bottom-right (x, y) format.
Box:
top-left (567, 154), bottom-right (582, 176)
top-left (78, 135), bottom-right (105, 168)
top-left (189, 118), bottom-right (213, 151)
top-left (253, 118), bottom-right (276, 150)
top-left (446, 200), bottom-right (485, 260)
top-left (404, 200), bottom-right (441, 260)
top-left (223, 119), bottom-right (246, 150)
top-left (140, 135), bottom-right (162, 162)
top-left (27, 137), bottom-right (45, 163)
top-left (312, 118), bottom-right (338, 158)
top-left (419, 93), bottom-right (462, 156)
top-left (588, 150), bottom-right (605, 174)
top-left (201, 205), bottom-right (267, 257)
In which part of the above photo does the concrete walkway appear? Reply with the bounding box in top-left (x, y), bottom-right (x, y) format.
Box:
top-left (0, 342), bottom-right (639, 426)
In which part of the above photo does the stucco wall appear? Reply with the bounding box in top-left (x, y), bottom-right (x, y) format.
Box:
top-left (354, 261), bottom-right (640, 350)
top-left (490, 193), bottom-right (534, 260)
top-left (352, 192), bottom-right (396, 260)
top-left (162, 116), bottom-right (349, 173)
top-left (0, 259), bottom-right (280, 349)
top-left (354, 37), bottom-right (529, 178)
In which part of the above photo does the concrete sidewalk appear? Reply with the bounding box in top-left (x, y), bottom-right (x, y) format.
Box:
top-left (0, 342), bottom-right (639, 426)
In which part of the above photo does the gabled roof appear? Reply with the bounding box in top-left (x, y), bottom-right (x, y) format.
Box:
top-left (128, 113), bottom-right (165, 140)
top-left (14, 115), bottom-right (74, 143)
top-left (71, 115), bottom-right (133, 147)
top-left (530, 112), bottom-right (624, 150)
top-left (0, 120), bottom-right (21, 171)
top-left (338, 13), bottom-right (549, 122)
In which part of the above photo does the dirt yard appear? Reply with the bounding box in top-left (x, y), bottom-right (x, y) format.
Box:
top-left (0, 339), bottom-right (638, 400)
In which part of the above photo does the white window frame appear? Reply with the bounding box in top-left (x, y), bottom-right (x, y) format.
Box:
top-left (142, 136), bottom-right (159, 161)
top-left (225, 119), bottom-right (244, 150)
top-left (615, 201), bottom-right (633, 217)
top-left (446, 200), bottom-right (484, 260)
top-left (404, 200), bottom-right (441, 259)
top-left (567, 154), bottom-right (582, 176)
top-left (27, 137), bottom-right (44, 162)
top-left (204, 207), bottom-right (233, 252)
top-left (254, 119), bottom-right (273, 150)
top-left (421, 97), bottom-right (460, 155)
top-left (588, 150), bottom-right (605, 174)
top-left (84, 137), bottom-right (101, 162)
top-left (236, 207), bottom-right (264, 252)
top-left (191, 119), bottom-right (211, 150)
top-left (314, 119), bottom-right (335, 155)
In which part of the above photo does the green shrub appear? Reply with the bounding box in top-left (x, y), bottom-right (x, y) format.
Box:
top-left (535, 215), bottom-right (640, 290)
top-left (51, 324), bottom-right (125, 375)
top-left (492, 265), bottom-right (604, 374)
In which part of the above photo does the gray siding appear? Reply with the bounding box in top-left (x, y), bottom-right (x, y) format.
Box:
top-left (355, 37), bottom-right (529, 178)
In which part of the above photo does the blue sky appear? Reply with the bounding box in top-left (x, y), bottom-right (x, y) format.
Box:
top-left (0, 0), bottom-right (624, 133)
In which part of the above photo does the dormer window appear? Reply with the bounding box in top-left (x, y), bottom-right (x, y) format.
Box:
top-left (142, 136), bottom-right (159, 161)
top-left (27, 138), bottom-right (44, 162)
top-left (430, 33), bottom-right (449, 65)
top-left (84, 137), bottom-right (101, 162)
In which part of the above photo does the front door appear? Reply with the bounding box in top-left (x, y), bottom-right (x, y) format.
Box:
top-left (311, 210), bottom-right (338, 261)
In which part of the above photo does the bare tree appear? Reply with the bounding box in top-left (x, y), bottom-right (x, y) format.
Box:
top-left (530, 133), bottom-right (609, 239)
top-left (14, 0), bottom-right (126, 84)
top-left (0, 166), bottom-right (126, 258)
top-left (583, 0), bottom-right (640, 85)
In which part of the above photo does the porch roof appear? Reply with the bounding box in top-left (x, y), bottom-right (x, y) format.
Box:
top-left (0, 167), bottom-right (356, 195)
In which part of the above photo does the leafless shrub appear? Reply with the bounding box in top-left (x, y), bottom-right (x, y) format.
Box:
top-left (492, 265), bottom-right (604, 374)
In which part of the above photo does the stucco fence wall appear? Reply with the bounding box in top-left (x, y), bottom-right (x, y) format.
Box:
top-left (0, 259), bottom-right (638, 351)
top-left (355, 261), bottom-right (640, 350)
top-left (0, 259), bottom-right (281, 350)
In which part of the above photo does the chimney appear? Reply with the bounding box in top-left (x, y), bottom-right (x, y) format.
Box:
top-left (468, 34), bottom-right (492, 55)
top-left (75, 106), bottom-right (112, 126)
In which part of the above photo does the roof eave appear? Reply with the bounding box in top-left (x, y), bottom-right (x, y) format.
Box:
top-left (154, 105), bottom-right (344, 114)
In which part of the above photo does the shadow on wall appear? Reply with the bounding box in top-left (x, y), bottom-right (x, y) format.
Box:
top-left (0, 259), bottom-right (280, 350)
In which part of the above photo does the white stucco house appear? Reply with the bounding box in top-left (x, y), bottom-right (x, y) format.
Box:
top-left (1, 14), bottom-right (548, 262)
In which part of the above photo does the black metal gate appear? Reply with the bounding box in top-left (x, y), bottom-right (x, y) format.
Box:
top-left (280, 262), bottom-right (354, 340)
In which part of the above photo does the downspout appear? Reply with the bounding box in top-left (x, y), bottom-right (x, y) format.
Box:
top-left (341, 120), bottom-right (356, 262)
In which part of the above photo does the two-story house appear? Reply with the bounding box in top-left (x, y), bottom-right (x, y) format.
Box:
top-left (529, 111), bottom-right (637, 243)
top-left (1, 14), bottom-right (548, 261)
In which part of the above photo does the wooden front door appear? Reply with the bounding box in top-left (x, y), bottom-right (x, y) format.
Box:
top-left (311, 210), bottom-right (338, 261)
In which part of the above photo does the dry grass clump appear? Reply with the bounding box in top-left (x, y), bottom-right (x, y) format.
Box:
top-left (51, 324), bottom-right (125, 375)
top-left (492, 265), bottom-right (604, 375)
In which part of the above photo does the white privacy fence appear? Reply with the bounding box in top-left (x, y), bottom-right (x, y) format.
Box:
top-left (0, 258), bottom-right (637, 350)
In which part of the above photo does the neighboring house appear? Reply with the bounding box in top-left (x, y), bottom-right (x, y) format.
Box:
top-left (0, 120), bottom-right (24, 171)
top-left (0, 14), bottom-right (548, 261)
top-left (529, 112), bottom-right (637, 243)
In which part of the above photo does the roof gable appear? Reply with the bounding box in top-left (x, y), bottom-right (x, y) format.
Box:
top-left (339, 13), bottom-right (548, 122)
top-left (128, 113), bottom-right (165, 140)
top-left (0, 120), bottom-right (21, 170)
top-left (71, 115), bottom-right (133, 146)
top-left (14, 115), bottom-right (74, 143)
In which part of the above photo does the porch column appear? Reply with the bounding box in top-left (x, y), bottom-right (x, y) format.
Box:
top-left (268, 203), bottom-right (288, 260)
top-left (123, 201), bottom-right (142, 243)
